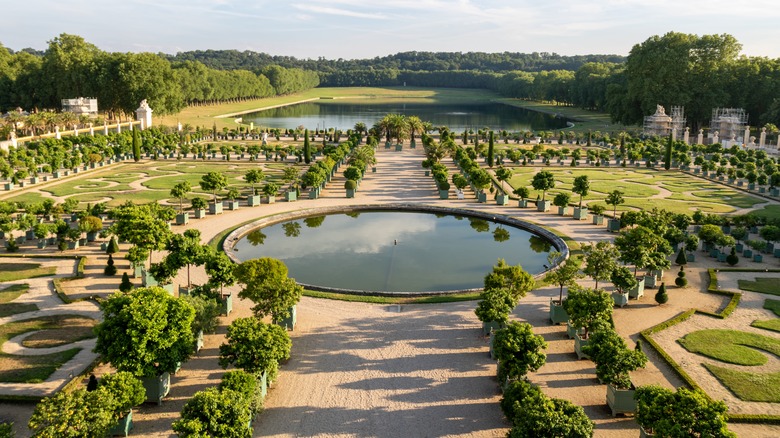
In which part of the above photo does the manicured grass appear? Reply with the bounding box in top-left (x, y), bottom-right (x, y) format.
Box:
top-left (678, 329), bottom-right (780, 366)
top-left (495, 98), bottom-right (623, 133)
top-left (704, 363), bottom-right (780, 403)
top-left (21, 317), bottom-right (97, 348)
top-left (738, 278), bottom-right (780, 297)
top-left (764, 299), bottom-right (780, 317)
top-left (752, 319), bottom-right (780, 333)
top-left (752, 204), bottom-right (780, 221)
top-left (0, 264), bottom-right (56, 282)
top-left (0, 282), bottom-right (37, 317)
top-left (505, 167), bottom-right (764, 215)
top-left (0, 315), bottom-right (91, 383)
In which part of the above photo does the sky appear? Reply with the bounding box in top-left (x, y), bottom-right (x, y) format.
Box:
top-left (3, 0), bottom-right (780, 59)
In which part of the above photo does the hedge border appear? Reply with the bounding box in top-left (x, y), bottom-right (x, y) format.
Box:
top-left (640, 268), bottom-right (780, 424)
top-left (51, 256), bottom-right (88, 304)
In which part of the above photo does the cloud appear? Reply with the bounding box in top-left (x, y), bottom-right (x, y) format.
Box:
top-left (292, 3), bottom-right (389, 19)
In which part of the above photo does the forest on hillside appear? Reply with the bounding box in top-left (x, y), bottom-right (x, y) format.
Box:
top-left (1, 32), bottom-right (779, 131)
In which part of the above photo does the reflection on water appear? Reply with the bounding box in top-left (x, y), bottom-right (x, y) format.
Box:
top-left (242, 101), bottom-right (569, 132)
top-left (234, 212), bottom-right (553, 292)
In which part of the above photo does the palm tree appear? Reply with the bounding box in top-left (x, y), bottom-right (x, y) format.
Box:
top-left (406, 116), bottom-right (424, 147)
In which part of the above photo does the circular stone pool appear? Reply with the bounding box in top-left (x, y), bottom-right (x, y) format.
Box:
top-left (226, 205), bottom-right (567, 295)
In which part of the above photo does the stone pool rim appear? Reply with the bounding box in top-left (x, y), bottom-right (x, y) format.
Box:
top-left (223, 203), bottom-right (569, 297)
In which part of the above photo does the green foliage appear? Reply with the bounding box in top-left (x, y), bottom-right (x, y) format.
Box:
top-left (180, 293), bottom-right (221, 336)
top-left (675, 266), bottom-right (688, 287)
top-left (512, 186), bottom-right (529, 200)
top-left (572, 175), bottom-right (589, 208)
top-left (610, 266), bottom-right (637, 294)
top-left (132, 128), bottom-right (141, 162)
top-left (605, 189), bottom-right (624, 216)
top-left (502, 381), bottom-right (594, 438)
top-left (552, 192), bottom-right (570, 208)
top-left (200, 171), bottom-right (229, 203)
top-left (219, 317), bottom-right (291, 375)
top-left (582, 241), bottom-right (619, 289)
top-left (94, 287), bottom-right (195, 376)
top-left (103, 254), bottom-right (117, 276)
top-left (493, 322), bottom-right (547, 381)
top-left (675, 248), bottom-right (687, 266)
top-left (172, 387), bottom-right (252, 438)
top-left (737, 277), bottom-right (780, 296)
top-left (219, 370), bottom-right (264, 417)
top-left (531, 170), bottom-right (555, 201)
top-left (28, 389), bottom-right (116, 438)
top-left (106, 237), bottom-right (119, 255)
top-left (344, 179), bottom-right (357, 190)
top-left (635, 385), bottom-right (735, 437)
top-left (655, 282), bottom-right (669, 304)
top-left (581, 326), bottom-right (647, 388)
top-left (482, 259), bottom-right (534, 302)
top-left (235, 258), bottom-right (302, 320)
top-left (98, 371), bottom-right (146, 415)
top-left (704, 363), bottom-right (780, 403)
top-left (562, 285), bottom-right (613, 337)
top-left (543, 253), bottom-right (584, 302)
top-left (474, 288), bottom-right (514, 324)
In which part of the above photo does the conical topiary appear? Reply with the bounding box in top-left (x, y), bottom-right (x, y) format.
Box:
top-left (106, 237), bottom-right (119, 255)
top-left (726, 247), bottom-right (739, 266)
top-left (104, 254), bottom-right (117, 276)
top-left (635, 339), bottom-right (643, 353)
top-left (119, 272), bottom-right (133, 293)
top-left (675, 248), bottom-right (687, 266)
top-left (655, 282), bottom-right (668, 305)
top-left (675, 266), bottom-right (688, 287)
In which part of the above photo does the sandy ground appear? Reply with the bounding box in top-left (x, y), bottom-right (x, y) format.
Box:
top-left (2, 145), bottom-right (780, 437)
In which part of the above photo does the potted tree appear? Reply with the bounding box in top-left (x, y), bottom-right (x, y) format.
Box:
top-left (635, 385), bottom-right (735, 437)
top-left (610, 266), bottom-right (636, 308)
top-left (494, 166), bottom-right (511, 205)
top-left (226, 188), bottom-right (241, 210)
top-left (543, 252), bottom-right (583, 324)
top-left (345, 179), bottom-right (357, 198)
top-left (475, 287), bottom-right (515, 335)
top-left (93, 287), bottom-right (195, 405)
top-left (514, 187), bottom-right (530, 208)
top-left (562, 286), bottom-right (614, 359)
top-left (170, 181), bottom-right (191, 225)
top-left (492, 322), bottom-right (547, 386)
top-left (582, 327), bottom-right (647, 416)
top-left (235, 258), bottom-right (304, 331)
top-left (605, 189), bottom-right (624, 231)
top-left (572, 175), bottom-right (589, 220)
top-left (589, 204), bottom-right (606, 225)
top-left (501, 380), bottom-right (594, 437)
top-left (100, 372), bottom-right (146, 436)
top-left (470, 168), bottom-right (491, 203)
top-left (553, 192), bottom-right (571, 216)
top-left (180, 293), bottom-right (220, 353)
top-left (200, 171), bottom-right (228, 214)
top-left (531, 170), bottom-right (555, 211)
top-left (191, 197), bottom-right (208, 219)
top-left (219, 317), bottom-right (292, 386)
top-left (263, 182), bottom-right (279, 204)
top-left (172, 387), bottom-right (253, 437)
top-left (245, 169), bottom-right (265, 206)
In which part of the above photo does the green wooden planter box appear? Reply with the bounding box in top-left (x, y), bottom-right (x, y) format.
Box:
top-left (743, 249), bottom-right (753, 258)
top-left (495, 194), bottom-right (508, 205)
top-left (108, 410), bottom-right (134, 436)
top-left (629, 280), bottom-right (644, 299)
top-left (607, 218), bottom-right (621, 232)
top-left (275, 305), bottom-right (297, 331)
top-left (395, 144), bottom-right (403, 151)
top-left (612, 292), bottom-right (629, 308)
top-left (285, 191), bottom-right (297, 202)
top-left (477, 192), bottom-right (488, 203)
top-left (482, 320), bottom-right (503, 336)
top-left (644, 274), bottom-right (657, 289)
top-left (558, 206), bottom-right (569, 216)
top-left (194, 209), bottom-right (207, 219)
top-left (518, 199), bottom-right (529, 208)
top-left (175, 213), bottom-right (189, 225)
top-left (346, 188), bottom-right (355, 198)
top-left (267, 196), bottom-right (276, 204)
top-left (573, 207), bottom-right (588, 220)
top-left (247, 195), bottom-right (262, 206)
top-left (209, 202), bottom-right (224, 215)
top-left (566, 321), bottom-right (581, 339)
top-left (489, 330), bottom-right (496, 359)
top-left (754, 253), bottom-right (763, 262)
top-left (592, 215), bottom-right (604, 225)
top-left (227, 201), bottom-right (240, 210)
top-left (141, 373), bottom-right (171, 405)
top-left (537, 200), bottom-right (551, 212)
top-left (220, 293), bottom-right (233, 316)
top-left (574, 334), bottom-right (591, 360)
top-left (549, 300), bottom-right (568, 325)
top-left (607, 384), bottom-right (637, 417)
top-left (439, 190), bottom-right (449, 199)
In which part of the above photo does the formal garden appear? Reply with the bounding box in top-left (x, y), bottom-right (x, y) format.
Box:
top-left (0, 118), bottom-right (778, 437)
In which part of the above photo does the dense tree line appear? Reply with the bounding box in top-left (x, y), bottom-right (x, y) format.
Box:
top-left (0, 34), bottom-right (319, 116)
top-left (166, 49), bottom-right (625, 74)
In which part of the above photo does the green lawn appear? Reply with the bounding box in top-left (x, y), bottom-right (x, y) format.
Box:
top-left (704, 364), bottom-right (780, 403)
top-left (505, 167), bottom-right (763, 215)
top-left (763, 299), bottom-right (780, 316)
top-left (738, 278), bottom-right (780, 297)
top-left (751, 319), bottom-right (780, 333)
top-left (0, 264), bottom-right (56, 283)
top-left (0, 315), bottom-right (93, 383)
top-left (678, 329), bottom-right (780, 366)
top-left (0, 284), bottom-right (36, 318)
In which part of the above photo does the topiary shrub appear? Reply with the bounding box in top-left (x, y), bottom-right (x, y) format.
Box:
top-left (439, 180), bottom-right (451, 191)
top-left (726, 247), bottom-right (739, 266)
top-left (219, 370), bottom-right (264, 418)
top-left (655, 282), bottom-right (669, 305)
top-left (344, 179), bottom-right (357, 190)
top-left (675, 267), bottom-right (688, 287)
top-left (119, 272), bottom-right (133, 293)
top-left (104, 254), bottom-right (117, 276)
